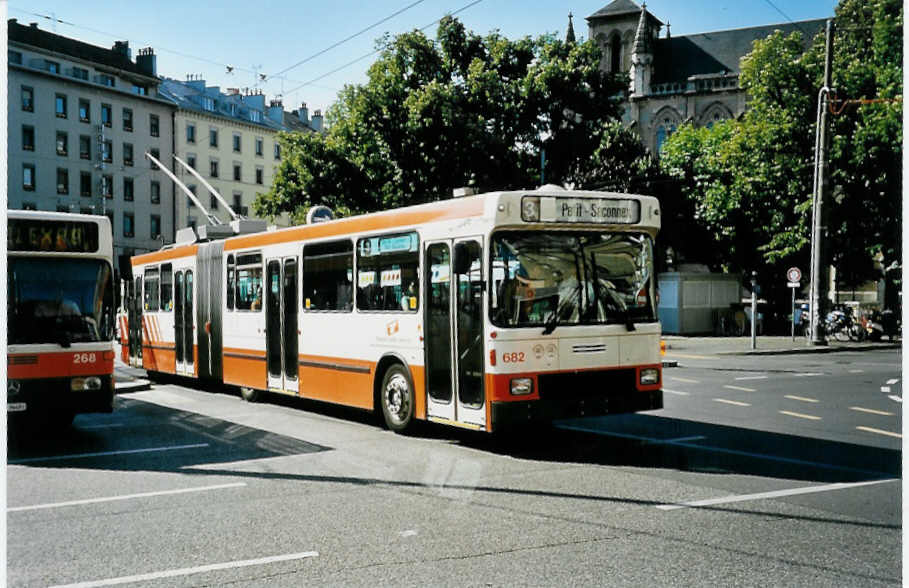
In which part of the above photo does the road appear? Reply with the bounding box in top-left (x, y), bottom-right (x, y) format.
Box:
top-left (7, 349), bottom-right (901, 587)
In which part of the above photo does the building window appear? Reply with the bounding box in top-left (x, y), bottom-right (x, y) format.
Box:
top-left (210, 159), bottom-right (219, 178)
top-left (46, 60), bottom-right (60, 74)
top-left (101, 103), bottom-right (112, 127)
top-left (202, 96), bottom-right (214, 111)
top-left (81, 172), bottom-right (92, 197)
top-left (56, 131), bottom-right (68, 156)
top-left (210, 195), bottom-right (219, 210)
top-left (274, 143), bottom-right (281, 160)
top-left (188, 185), bottom-right (197, 207)
top-left (99, 74), bottom-right (115, 87)
top-left (150, 114), bottom-right (160, 137)
top-left (21, 86), bottom-right (34, 112)
top-left (102, 140), bottom-right (113, 163)
top-left (233, 164), bottom-right (241, 181)
top-left (150, 215), bottom-right (161, 239)
top-left (209, 128), bottom-right (218, 147)
top-left (72, 67), bottom-right (89, 80)
top-left (124, 177), bottom-right (134, 201)
top-left (57, 168), bottom-right (69, 194)
top-left (80, 135), bottom-right (91, 159)
top-left (255, 137), bottom-right (263, 156)
top-left (123, 143), bottom-right (134, 166)
top-left (150, 181), bottom-right (161, 204)
top-left (9, 50), bottom-right (22, 64)
top-left (102, 174), bottom-right (113, 198)
top-left (186, 123), bottom-right (196, 143)
top-left (150, 148), bottom-right (160, 169)
top-left (255, 167), bottom-right (263, 185)
top-left (132, 84), bottom-right (148, 96)
top-left (233, 134), bottom-right (241, 153)
top-left (233, 193), bottom-right (245, 215)
top-left (22, 125), bottom-right (35, 151)
top-left (23, 164), bottom-right (36, 191)
top-left (123, 108), bottom-right (133, 131)
top-left (55, 94), bottom-right (67, 118)
top-left (123, 213), bottom-right (134, 238)
top-left (79, 99), bottom-right (90, 123)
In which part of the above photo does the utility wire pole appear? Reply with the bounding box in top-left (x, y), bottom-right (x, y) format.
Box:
top-left (809, 19), bottom-right (834, 346)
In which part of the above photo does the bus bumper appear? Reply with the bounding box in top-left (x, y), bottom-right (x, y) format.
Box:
top-left (7, 376), bottom-right (115, 417)
top-left (491, 388), bottom-right (663, 429)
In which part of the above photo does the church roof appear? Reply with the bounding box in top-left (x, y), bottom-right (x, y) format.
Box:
top-left (588, 0), bottom-right (663, 25)
top-left (651, 19), bottom-right (827, 83)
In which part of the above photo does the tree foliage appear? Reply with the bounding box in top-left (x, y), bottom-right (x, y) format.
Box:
top-left (659, 0), bottom-right (901, 300)
top-left (255, 17), bottom-right (637, 219)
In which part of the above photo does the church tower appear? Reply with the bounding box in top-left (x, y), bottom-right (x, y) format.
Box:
top-left (629, 3), bottom-right (655, 96)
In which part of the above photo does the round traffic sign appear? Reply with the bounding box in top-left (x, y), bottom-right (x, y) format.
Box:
top-left (786, 267), bottom-right (801, 282)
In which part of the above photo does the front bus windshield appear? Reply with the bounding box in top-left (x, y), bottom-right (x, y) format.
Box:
top-left (491, 231), bottom-right (657, 330)
top-left (7, 257), bottom-right (114, 345)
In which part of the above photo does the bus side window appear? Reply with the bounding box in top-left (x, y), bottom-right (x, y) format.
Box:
top-left (356, 232), bottom-right (419, 312)
top-left (143, 266), bottom-right (160, 311)
top-left (160, 264), bottom-right (173, 311)
top-left (302, 240), bottom-right (352, 312)
top-left (234, 252), bottom-right (262, 311)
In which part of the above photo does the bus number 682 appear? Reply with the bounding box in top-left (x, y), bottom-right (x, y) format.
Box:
top-left (502, 352), bottom-right (525, 363)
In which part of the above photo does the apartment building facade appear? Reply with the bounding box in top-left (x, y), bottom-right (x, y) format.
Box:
top-left (8, 19), bottom-right (176, 261)
top-left (159, 78), bottom-right (320, 230)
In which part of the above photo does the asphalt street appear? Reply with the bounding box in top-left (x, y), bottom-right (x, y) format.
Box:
top-left (6, 348), bottom-right (902, 587)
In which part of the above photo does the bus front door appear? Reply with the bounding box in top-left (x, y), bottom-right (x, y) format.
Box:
top-left (424, 238), bottom-right (486, 429)
top-left (266, 257), bottom-right (299, 394)
top-left (174, 270), bottom-right (194, 376)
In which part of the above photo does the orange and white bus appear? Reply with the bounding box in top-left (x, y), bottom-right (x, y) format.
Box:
top-left (7, 210), bottom-right (117, 427)
top-left (125, 186), bottom-right (663, 432)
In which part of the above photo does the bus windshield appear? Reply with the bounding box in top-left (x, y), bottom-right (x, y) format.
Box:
top-left (8, 258), bottom-right (114, 345)
top-left (490, 231), bottom-right (656, 329)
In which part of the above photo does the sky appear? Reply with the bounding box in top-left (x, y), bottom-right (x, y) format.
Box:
top-left (6, 0), bottom-right (838, 116)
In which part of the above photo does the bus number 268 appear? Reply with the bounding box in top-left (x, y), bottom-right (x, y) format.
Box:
top-left (502, 352), bottom-right (525, 363)
top-left (73, 353), bottom-right (97, 364)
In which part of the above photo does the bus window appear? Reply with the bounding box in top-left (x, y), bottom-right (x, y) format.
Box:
top-left (235, 252), bottom-right (263, 311)
top-left (143, 266), bottom-right (160, 311)
top-left (356, 232), bottom-right (419, 312)
top-left (160, 264), bottom-right (173, 311)
top-left (302, 240), bottom-right (352, 312)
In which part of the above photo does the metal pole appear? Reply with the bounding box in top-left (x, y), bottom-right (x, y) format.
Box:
top-left (791, 287), bottom-right (796, 341)
top-left (751, 271), bottom-right (757, 350)
top-left (809, 19), bottom-right (834, 346)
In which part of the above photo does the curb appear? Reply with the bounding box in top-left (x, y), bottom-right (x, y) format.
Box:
top-left (115, 379), bottom-right (152, 393)
top-left (718, 342), bottom-right (901, 356)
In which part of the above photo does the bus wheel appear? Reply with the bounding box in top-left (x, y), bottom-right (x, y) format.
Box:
top-left (240, 387), bottom-right (260, 402)
top-left (381, 365), bottom-right (414, 432)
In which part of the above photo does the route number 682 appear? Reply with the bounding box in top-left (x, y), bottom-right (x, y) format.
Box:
top-left (73, 353), bottom-right (97, 364)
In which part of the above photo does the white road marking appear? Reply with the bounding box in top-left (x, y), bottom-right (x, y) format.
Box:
top-left (49, 551), bottom-right (320, 588)
top-left (735, 376), bottom-right (767, 381)
top-left (856, 426), bottom-right (902, 439)
top-left (670, 376), bottom-right (700, 384)
top-left (849, 369), bottom-right (865, 373)
top-left (714, 398), bottom-right (750, 407)
top-left (779, 410), bottom-right (821, 421)
top-left (400, 530), bottom-right (418, 537)
top-left (849, 406), bottom-right (894, 416)
top-left (656, 479), bottom-right (898, 511)
top-left (8, 483), bottom-right (246, 512)
top-left (886, 378), bottom-right (900, 385)
top-left (9, 443), bottom-right (209, 464)
top-left (662, 388), bottom-right (690, 396)
top-left (881, 386), bottom-right (892, 393)
top-left (888, 395), bottom-right (902, 403)
top-left (784, 395), bottom-right (819, 403)
top-left (794, 372), bottom-right (823, 377)
top-left (723, 385), bottom-right (756, 392)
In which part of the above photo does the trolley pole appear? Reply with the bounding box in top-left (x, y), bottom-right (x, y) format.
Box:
top-left (809, 19), bottom-right (834, 346)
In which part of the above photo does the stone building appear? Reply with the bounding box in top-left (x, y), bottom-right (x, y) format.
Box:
top-left (159, 78), bottom-right (321, 231)
top-left (586, 0), bottom-right (826, 153)
top-left (8, 19), bottom-right (176, 261)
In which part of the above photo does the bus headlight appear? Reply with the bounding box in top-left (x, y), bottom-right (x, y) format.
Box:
top-left (510, 377), bottom-right (533, 396)
top-left (72, 377), bottom-right (102, 391)
top-left (521, 197), bottom-right (540, 222)
top-left (640, 368), bottom-right (660, 386)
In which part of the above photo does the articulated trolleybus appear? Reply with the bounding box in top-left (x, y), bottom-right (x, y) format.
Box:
top-left (126, 186), bottom-right (662, 432)
top-left (7, 210), bottom-right (117, 427)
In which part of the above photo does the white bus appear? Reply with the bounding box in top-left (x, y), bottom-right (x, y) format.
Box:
top-left (7, 210), bottom-right (117, 427)
top-left (124, 186), bottom-right (662, 432)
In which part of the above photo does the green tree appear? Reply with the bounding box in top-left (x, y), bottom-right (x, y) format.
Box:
top-left (255, 17), bottom-right (630, 219)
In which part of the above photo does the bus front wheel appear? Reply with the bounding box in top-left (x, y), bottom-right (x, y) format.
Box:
top-left (380, 365), bottom-right (414, 432)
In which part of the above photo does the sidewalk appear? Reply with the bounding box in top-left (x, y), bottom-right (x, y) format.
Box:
top-left (663, 335), bottom-right (900, 358)
top-left (114, 359), bottom-right (152, 393)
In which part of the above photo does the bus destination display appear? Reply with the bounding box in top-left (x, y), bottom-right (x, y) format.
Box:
top-left (8, 218), bottom-right (100, 252)
top-left (540, 197), bottom-right (640, 224)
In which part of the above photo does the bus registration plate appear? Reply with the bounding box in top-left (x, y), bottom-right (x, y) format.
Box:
top-left (541, 197), bottom-right (640, 224)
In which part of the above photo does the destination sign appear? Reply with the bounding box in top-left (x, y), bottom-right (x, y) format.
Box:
top-left (8, 218), bottom-right (100, 252)
top-left (540, 197), bottom-right (640, 224)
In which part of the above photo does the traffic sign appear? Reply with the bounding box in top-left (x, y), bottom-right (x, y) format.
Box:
top-left (786, 267), bottom-right (801, 283)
